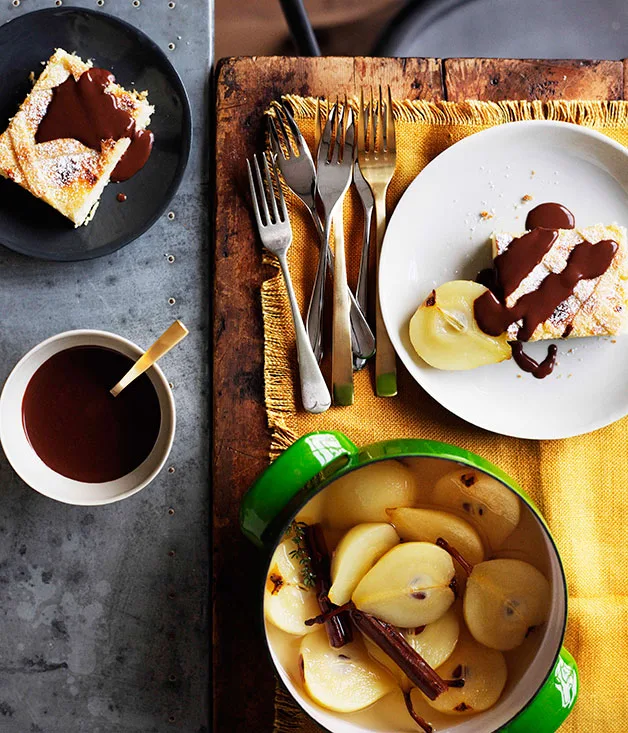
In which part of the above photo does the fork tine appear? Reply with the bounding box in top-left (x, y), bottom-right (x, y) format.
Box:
top-left (370, 86), bottom-right (376, 153)
top-left (267, 116), bottom-right (284, 160)
top-left (319, 103), bottom-right (335, 166)
top-left (262, 152), bottom-right (280, 223)
top-left (270, 153), bottom-right (289, 223)
top-left (275, 106), bottom-right (295, 158)
top-left (358, 88), bottom-right (366, 154)
top-left (345, 105), bottom-right (355, 153)
top-left (386, 84), bottom-right (396, 153)
top-left (247, 159), bottom-right (264, 229)
top-left (315, 97), bottom-right (322, 153)
top-left (252, 154), bottom-right (271, 225)
top-left (378, 84), bottom-right (384, 153)
top-left (331, 97), bottom-right (342, 165)
top-left (280, 100), bottom-right (305, 156)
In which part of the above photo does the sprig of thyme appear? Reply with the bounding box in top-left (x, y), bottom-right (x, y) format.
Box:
top-left (288, 521), bottom-right (316, 589)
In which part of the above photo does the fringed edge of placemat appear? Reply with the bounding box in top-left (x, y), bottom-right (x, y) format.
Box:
top-left (262, 261), bottom-right (300, 458)
top-left (281, 96), bottom-right (628, 128)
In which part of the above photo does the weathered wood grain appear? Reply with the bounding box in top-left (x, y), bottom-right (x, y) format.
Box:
top-left (213, 56), bottom-right (444, 733)
top-left (445, 58), bottom-right (623, 101)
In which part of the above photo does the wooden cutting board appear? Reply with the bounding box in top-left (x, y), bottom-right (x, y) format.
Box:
top-left (213, 56), bottom-right (624, 732)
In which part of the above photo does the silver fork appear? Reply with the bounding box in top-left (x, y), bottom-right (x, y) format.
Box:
top-left (317, 100), bottom-right (355, 406)
top-left (247, 152), bottom-right (331, 414)
top-left (352, 150), bottom-right (375, 371)
top-left (268, 102), bottom-right (375, 364)
top-left (359, 85), bottom-right (398, 397)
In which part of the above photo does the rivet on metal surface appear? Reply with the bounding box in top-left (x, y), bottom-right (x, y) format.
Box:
top-left (168, 381), bottom-right (175, 389)
top-left (12, 0), bottom-right (20, 7)
top-left (168, 591), bottom-right (176, 600)
top-left (168, 42), bottom-right (175, 51)
top-left (168, 507), bottom-right (175, 516)
top-left (168, 1), bottom-right (175, 7)
top-left (168, 674), bottom-right (177, 682)
top-left (55, 0), bottom-right (62, 5)
top-left (168, 549), bottom-right (176, 557)
top-left (168, 466), bottom-right (175, 474)
top-left (133, 0), bottom-right (140, 6)
top-left (168, 715), bottom-right (176, 724)
top-left (168, 297), bottom-right (176, 306)
top-left (97, 0), bottom-right (104, 4)
top-left (167, 254), bottom-right (175, 263)
top-left (167, 211), bottom-right (175, 220)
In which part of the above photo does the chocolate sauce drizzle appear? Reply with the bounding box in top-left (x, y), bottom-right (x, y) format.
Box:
top-left (510, 342), bottom-right (558, 379)
top-left (474, 202), bottom-right (617, 378)
top-left (525, 202), bottom-right (575, 231)
top-left (36, 68), bottom-right (153, 182)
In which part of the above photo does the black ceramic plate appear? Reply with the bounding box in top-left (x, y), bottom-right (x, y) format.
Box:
top-left (0, 7), bottom-right (192, 261)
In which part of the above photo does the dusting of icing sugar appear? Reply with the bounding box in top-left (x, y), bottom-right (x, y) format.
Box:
top-left (39, 152), bottom-right (95, 188)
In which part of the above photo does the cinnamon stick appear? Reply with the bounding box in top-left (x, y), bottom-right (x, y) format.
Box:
top-left (350, 610), bottom-right (449, 700)
top-left (304, 524), bottom-right (353, 648)
top-left (436, 537), bottom-right (474, 576)
top-left (403, 690), bottom-right (433, 733)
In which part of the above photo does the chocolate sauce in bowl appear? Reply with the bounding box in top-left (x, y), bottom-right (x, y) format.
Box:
top-left (35, 68), bottom-right (154, 182)
top-left (525, 202), bottom-right (575, 231)
top-left (22, 346), bottom-right (161, 483)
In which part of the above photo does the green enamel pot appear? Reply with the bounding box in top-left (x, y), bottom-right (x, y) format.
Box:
top-left (241, 431), bottom-right (578, 733)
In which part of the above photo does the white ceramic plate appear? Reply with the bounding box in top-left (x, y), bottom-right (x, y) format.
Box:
top-left (380, 120), bottom-right (628, 439)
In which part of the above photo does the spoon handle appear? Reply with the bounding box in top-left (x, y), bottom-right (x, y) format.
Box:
top-left (110, 320), bottom-right (188, 397)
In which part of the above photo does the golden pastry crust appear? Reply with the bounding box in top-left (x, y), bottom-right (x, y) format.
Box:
top-left (491, 224), bottom-right (628, 341)
top-left (0, 48), bottom-right (154, 226)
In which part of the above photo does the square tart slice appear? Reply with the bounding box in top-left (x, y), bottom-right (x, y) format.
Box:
top-left (491, 224), bottom-right (628, 341)
top-left (0, 48), bottom-right (154, 227)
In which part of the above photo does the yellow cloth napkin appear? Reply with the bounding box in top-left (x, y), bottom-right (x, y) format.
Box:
top-left (265, 98), bottom-right (628, 733)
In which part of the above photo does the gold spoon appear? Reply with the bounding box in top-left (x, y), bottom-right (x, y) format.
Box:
top-left (110, 320), bottom-right (189, 397)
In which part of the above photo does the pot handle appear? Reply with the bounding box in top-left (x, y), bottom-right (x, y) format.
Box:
top-left (503, 647), bottom-right (579, 733)
top-left (240, 431), bottom-right (358, 547)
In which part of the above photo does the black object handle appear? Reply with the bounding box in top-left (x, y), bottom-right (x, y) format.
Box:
top-left (278, 0), bottom-right (321, 56)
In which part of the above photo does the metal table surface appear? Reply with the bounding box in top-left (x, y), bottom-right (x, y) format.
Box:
top-left (0, 2), bottom-right (212, 732)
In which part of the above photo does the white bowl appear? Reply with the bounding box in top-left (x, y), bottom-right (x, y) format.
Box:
top-left (0, 329), bottom-right (175, 505)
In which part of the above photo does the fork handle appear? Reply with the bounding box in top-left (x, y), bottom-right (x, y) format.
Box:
top-left (312, 205), bottom-right (374, 361)
top-left (305, 225), bottom-right (327, 363)
top-left (330, 209), bottom-right (354, 406)
top-left (374, 191), bottom-right (397, 397)
top-left (305, 207), bottom-right (375, 362)
top-left (277, 252), bottom-right (331, 414)
top-left (353, 203), bottom-right (374, 371)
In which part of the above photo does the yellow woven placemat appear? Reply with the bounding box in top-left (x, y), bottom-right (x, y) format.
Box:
top-left (265, 98), bottom-right (628, 733)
